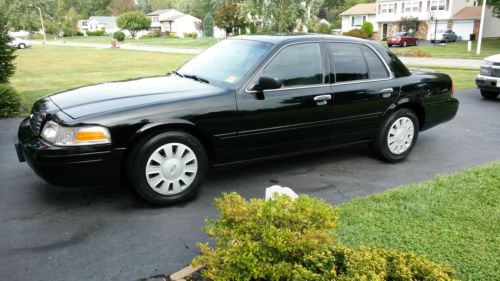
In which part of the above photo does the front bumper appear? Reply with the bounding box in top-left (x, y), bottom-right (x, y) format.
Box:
top-left (476, 74), bottom-right (500, 93)
top-left (16, 118), bottom-right (125, 187)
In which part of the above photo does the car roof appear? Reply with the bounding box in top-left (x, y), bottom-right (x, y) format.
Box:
top-left (233, 34), bottom-right (369, 45)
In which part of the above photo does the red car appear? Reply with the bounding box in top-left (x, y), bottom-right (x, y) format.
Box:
top-left (387, 32), bottom-right (419, 47)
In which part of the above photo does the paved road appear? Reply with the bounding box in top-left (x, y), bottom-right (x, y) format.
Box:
top-left (1, 89), bottom-right (499, 281)
top-left (33, 40), bottom-right (484, 68)
top-left (32, 40), bottom-right (203, 55)
top-left (400, 56), bottom-right (482, 69)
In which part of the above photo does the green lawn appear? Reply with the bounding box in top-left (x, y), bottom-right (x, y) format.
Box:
top-left (391, 38), bottom-right (500, 59)
top-left (407, 66), bottom-right (477, 90)
top-left (31, 35), bottom-right (218, 48)
top-left (10, 45), bottom-right (194, 113)
top-left (336, 163), bottom-right (500, 280)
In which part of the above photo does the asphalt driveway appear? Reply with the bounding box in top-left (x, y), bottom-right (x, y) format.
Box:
top-left (1, 89), bottom-right (499, 281)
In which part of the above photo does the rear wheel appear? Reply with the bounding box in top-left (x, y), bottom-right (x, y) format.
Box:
top-left (403, 41), bottom-right (407, 47)
top-left (128, 131), bottom-right (208, 205)
top-left (371, 108), bottom-right (419, 162)
top-left (480, 90), bottom-right (499, 100)
top-left (415, 39), bottom-right (419, 46)
top-left (18, 43), bottom-right (26, 49)
top-left (388, 44), bottom-right (393, 47)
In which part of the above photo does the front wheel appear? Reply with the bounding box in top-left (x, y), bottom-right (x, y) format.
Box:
top-left (480, 90), bottom-right (499, 100)
top-left (371, 109), bottom-right (419, 162)
top-left (128, 131), bottom-right (208, 205)
top-left (415, 39), bottom-right (419, 46)
top-left (18, 43), bottom-right (26, 49)
top-left (388, 44), bottom-right (393, 47)
top-left (403, 41), bottom-right (407, 47)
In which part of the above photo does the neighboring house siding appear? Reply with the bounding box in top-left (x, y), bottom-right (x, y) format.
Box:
top-left (482, 8), bottom-right (500, 38)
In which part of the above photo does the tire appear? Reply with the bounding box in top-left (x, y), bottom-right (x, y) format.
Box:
top-left (388, 44), bottom-right (393, 47)
top-left (415, 39), bottom-right (419, 46)
top-left (127, 131), bottom-right (208, 205)
top-left (403, 41), bottom-right (407, 47)
top-left (18, 43), bottom-right (26, 49)
top-left (480, 90), bottom-right (499, 100)
top-left (371, 108), bottom-right (419, 162)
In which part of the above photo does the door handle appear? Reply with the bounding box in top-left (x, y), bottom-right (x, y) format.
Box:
top-left (379, 88), bottom-right (394, 98)
top-left (314, 94), bottom-right (331, 105)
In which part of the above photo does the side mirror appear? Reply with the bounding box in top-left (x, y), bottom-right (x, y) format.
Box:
top-left (252, 76), bottom-right (282, 92)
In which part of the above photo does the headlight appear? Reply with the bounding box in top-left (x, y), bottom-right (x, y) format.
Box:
top-left (480, 66), bottom-right (491, 76)
top-left (41, 121), bottom-right (111, 146)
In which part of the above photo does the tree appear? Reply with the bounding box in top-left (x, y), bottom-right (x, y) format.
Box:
top-left (7, 0), bottom-right (56, 35)
top-left (137, 0), bottom-right (152, 13)
top-left (117, 11), bottom-right (151, 38)
top-left (214, 2), bottom-right (246, 35)
top-left (62, 7), bottom-right (80, 37)
top-left (107, 0), bottom-right (136, 16)
top-left (203, 14), bottom-right (214, 37)
top-left (0, 9), bottom-right (16, 83)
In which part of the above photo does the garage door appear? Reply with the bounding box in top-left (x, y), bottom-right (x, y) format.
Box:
top-left (453, 20), bottom-right (474, 40)
top-left (427, 21), bottom-right (448, 40)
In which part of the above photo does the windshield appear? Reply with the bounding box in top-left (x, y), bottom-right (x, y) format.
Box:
top-left (392, 32), bottom-right (407, 36)
top-left (178, 39), bottom-right (273, 87)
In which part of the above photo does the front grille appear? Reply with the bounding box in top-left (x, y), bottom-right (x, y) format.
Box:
top-left (29, 103), bottom-right (46, 136)
top-left (493, 62), bottom-right (500, 66)
top-left (491, 68), bottom-right (500, 78)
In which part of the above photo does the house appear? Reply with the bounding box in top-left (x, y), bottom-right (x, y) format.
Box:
top-left (147, 9), bottom-right (202, 38)
top-left (340, 3), bottom-right (378, 35)
top-left (78, 16), bottom-right (119, 35)
top-left (373, 0), bottom-right (500, 40)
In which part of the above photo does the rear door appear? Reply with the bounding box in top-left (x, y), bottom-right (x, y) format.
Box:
top-left (235, 42), bottom-right (335, 160)
top-left (326, 42), bottom-right (400, 142)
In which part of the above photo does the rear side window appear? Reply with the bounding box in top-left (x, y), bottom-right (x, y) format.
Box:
top-left (329, 43), bottom-right (368, 82)
top-left (360, 45), bottom-right (390, 79)
top-left (262, 43), bottom-right (323, 87)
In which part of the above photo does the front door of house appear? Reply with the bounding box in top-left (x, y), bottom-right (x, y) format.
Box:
top-left (382, 24), bottom-right (388, 39)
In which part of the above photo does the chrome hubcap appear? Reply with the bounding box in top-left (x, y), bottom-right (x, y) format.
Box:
top-left (387, 117), bottom-right (414, 155)
top-left (145, 143), bottom-right (198, 195)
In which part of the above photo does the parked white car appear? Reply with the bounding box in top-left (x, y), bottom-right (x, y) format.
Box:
top-left (476, 54), bottom-right (500, 100)
top-left (8, 37), bottom-right (32, 49)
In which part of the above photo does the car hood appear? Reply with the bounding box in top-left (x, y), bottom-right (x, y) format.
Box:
top-left (49, 75), bottom-right (223, 119)
top-left (485, 54), bottom-right (500, 62)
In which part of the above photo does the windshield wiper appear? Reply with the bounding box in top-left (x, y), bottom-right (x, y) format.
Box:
top-left (182, 73), bottom-right (210, 84)
top-left (171, 70), bottom-right (184, 78)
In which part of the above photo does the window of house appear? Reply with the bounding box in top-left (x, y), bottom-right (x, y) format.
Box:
top-left (405, 1), bottom-right (420, 12)
top-left (380, 3), bottom-right (395, 14)
top-left (430, 0), bottom-right (446, 10)
top-left (329, 43), bottom-right (369, 82)
top-left (152, 16), bottom-right (159, 23)
top-left (262, 43), bottom-right (324, 87)
top-left (351, 15), bottom-right (367, 27)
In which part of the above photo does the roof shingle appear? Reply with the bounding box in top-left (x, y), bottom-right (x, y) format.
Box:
top-left (340, 3), bottom-right (376, 16)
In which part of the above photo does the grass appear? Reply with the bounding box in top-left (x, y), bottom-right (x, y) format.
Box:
top-left (30, 34), bottom-right (218, 48)
top-left (10, 45), bottom-right (194, 113)
top-left (390, 38), bottom-right (500, 59)
top-left (336, 163), bottom-right (500, 280)
top-left (407, 65), bottom-right (477, 90)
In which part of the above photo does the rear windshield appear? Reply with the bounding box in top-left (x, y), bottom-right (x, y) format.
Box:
top-left (392, 32), bottom-right (407, 36)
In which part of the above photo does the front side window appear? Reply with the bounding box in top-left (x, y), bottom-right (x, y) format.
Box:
top-left (329, 43), bottom-right (368, 82)
top-left (261, 43), bottom-right (323, 88)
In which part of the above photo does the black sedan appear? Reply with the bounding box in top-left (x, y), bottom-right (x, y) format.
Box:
top-left (15, 35), bottom-right (459, 205)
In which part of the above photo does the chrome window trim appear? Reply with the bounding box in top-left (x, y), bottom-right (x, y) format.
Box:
top-left (244, 41), bottom-right (326, 94)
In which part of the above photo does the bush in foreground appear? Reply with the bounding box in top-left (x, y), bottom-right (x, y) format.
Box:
top-left (193, 193), bottom-right (456, 281)
top-left (342, 28), bottom-right (369, 39)
top-left (113, 31), bottom-right (125, 42)
top-left (0, 84), bottom-right (21, 117)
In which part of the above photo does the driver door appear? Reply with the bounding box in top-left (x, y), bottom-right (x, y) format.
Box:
top-left (234, 42), bottom-right (335, 161)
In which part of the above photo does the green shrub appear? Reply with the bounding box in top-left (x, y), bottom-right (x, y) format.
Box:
top-left (361, 21), bottom-right (374, 37)
top-left (169, 32), bottom-right (176, 38)
top-left (113, 31), bottom-right (125, 42)
top-left (0, 10), bottom-right (16, 83)
top-left (140, 33), bottom-right (156, 39)
top-left (249, 23), bottom-right (257, 34)
top-left (318, 23), bottom-right (331, 34)
top-left (343, 28), bottom-right (369, 39)
top-left (0, 84), bottom-right (21, 117)
top-left (86, 30), bottom-right (105, 36)
top-left (203, 14), bottom-right (214, 37)
top-left (193, 193), bottom-right (457, 281)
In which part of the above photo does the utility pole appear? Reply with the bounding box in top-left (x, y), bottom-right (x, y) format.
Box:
top-left (477, 0), bottom-right (487, 54)
top-left (30, 4), bottom-right (46, 44)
